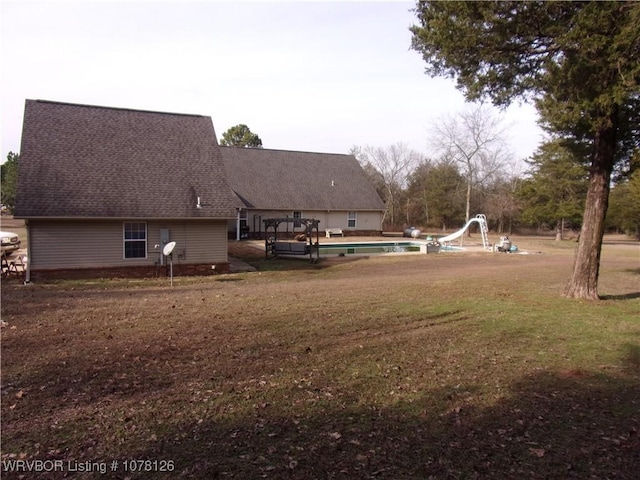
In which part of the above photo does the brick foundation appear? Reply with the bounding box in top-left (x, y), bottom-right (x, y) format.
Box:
top-left (29, 263), bottom-right (230, 281)
top-left (343, 230), bottom-right (383, 237)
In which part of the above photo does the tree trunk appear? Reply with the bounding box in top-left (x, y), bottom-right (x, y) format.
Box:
top-left (424, 198), bottom-right (429, 226)
top-left (555, 218), bottom-right (563, 241)
top-left (388, 189), bottom-right (395, 226)
top-left (406, 198), bottom-right (411, 225)
top-left (465, 174), bottom-right (472, 237)
top-left (565, 121), bottom-right (617, 300)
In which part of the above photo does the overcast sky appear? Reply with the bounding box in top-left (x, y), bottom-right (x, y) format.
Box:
top-left (1, 0), bottom-right (544, 164)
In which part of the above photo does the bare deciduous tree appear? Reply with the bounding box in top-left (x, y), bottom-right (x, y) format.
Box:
top-left (430, 104), bottom-right (514, 227)
top-left (483, 175), bottom-right (521, 234)
top-left (352, 143), bottom-right (422, 227)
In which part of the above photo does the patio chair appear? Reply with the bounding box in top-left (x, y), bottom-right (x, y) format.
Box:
top-left (8, 255), bottom-right (27, 279)
top-left (1, 254), bottom-right (10, 278)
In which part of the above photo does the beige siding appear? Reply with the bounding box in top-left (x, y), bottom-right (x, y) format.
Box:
top-left (234, 210), bottom-right (383, 235)
top-left (28, 219), bottom-right (228, 270)
top-left (153, 220), bottom-right (228, 265)
top-left (329, 211), bottom-right (384, 231)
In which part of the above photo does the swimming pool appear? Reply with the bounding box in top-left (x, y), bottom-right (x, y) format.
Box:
top-left (319, 240), bottom-right (435, 255)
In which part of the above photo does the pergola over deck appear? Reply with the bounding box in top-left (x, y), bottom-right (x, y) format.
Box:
top-left (264, 218), bottom-right (320, 262)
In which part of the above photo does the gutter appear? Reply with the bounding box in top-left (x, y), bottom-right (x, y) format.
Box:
top-left (236, 208), bottom-right (242, 241)
top-left (13, 216), bottom-right (238, 221)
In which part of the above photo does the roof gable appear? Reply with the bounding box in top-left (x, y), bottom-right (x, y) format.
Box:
top-left (15, 100), bottom-right (237, 219)
top-left (220, 147), bottom-right (385, 211)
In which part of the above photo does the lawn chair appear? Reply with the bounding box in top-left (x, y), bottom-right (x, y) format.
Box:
top-left (1, 253), bottom-right (10, 278)
top-left (8, 255), bottom-right (27, 279)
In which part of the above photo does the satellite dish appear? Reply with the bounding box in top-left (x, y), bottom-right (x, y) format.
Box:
top-left (163, 241), bottom-right (176, 256)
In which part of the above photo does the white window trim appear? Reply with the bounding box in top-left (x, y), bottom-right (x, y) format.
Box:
top-left (123, 222), bottom-right (148, 259)
top-left (347, 211), bottom-right (357, 228)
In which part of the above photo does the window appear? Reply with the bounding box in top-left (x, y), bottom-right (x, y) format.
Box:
top-left (293, 211), bottom-right (302, 228)
top-left (123, 222), bottom-right (147, 259)
top-left (239, 210), bottom-right (249, 238)
top-left (348, 211), bottom-right (357, 228)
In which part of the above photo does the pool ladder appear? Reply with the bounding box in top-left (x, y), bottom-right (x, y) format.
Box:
top-left (476, 214), bottom-right (491, 251)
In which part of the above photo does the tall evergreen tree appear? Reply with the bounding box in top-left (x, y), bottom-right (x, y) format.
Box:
top-left (411, 1), bottom-right (640, 299)
top-left (606, 172), bottom-right (640, 239)
top-left (517, 140), bottom-right (589, 239)
top-left (406, 160), bottom-right (465, 230)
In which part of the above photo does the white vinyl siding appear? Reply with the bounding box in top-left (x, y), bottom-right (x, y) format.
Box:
top-left (28, 219), bottom-right (229, 270)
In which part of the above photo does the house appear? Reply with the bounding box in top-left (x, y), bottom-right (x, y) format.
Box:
top-left (219, 146), bottom-right (385, 239)
top-left (14, 100), bottom-right (238, 280)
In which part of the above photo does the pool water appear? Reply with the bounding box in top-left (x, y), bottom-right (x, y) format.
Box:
top-left (319, 241), bottom-right (424, 255)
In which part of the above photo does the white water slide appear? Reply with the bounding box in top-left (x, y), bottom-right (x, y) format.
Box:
top-left (438, 214), bottom-right (491, 250)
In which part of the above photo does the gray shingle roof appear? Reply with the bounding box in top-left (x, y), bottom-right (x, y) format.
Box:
top-left (15, 100), bottom-right (237, 219)
top-left (220, 147), bottom-right (385, 211)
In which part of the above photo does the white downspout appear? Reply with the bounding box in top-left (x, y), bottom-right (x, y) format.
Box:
top-left (24, 219), bottom-right (31, 284)
top-left (236, 209), bottom-right (241, 241)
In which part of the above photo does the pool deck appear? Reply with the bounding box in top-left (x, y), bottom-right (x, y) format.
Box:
top-left (236, 235), bottom-right (493, 257)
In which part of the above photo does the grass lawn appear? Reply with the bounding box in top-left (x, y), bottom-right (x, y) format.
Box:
top-left (1, 235), bottom-right (639, 479)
